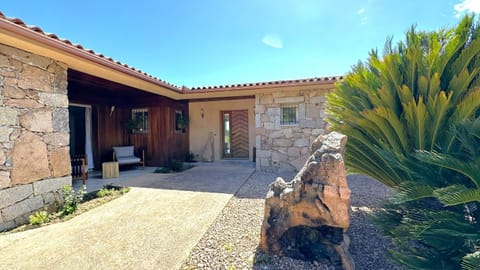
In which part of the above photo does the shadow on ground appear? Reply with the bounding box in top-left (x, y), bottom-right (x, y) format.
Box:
top-left (74, 160), bottom-right (256, 195)
top-left (251, 248), bottom-right (333, 270)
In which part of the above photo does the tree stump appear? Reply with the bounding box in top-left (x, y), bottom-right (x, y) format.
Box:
top-left (259, 131), bottom-right (354, 270)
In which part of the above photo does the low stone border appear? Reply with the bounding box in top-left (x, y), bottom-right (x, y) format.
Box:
top-left (0, 176), bottom-right (71, 231)
top-left (1, 185), bottom-right (129, 234)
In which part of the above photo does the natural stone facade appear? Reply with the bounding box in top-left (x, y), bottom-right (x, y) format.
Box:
top-left (259, 132), bottom-right (354, 269)
top-left (0, 44), bottom-right (71, 231)
top-left (255, 88), bottom-right (331, 172)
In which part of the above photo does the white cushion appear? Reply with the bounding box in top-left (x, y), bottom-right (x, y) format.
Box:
top-left (117, 156), bottom-right (141, 165)
top-left (113, 146), bottom-right (134, 158)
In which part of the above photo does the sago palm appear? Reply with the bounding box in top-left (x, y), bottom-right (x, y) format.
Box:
top-left (327, 15), bottom-right (480, 187)
top-left (374, 118), bottom-right (480, 269)
top-left (326, 15), bottom-right (480, 269)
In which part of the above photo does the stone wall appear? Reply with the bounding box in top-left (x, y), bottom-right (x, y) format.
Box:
top-left (255, 88), bottom-right (331, 172)
top-left (0, 44), bottom-right (71, 231)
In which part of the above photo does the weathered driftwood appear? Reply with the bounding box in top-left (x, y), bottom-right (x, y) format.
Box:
top-left (259, 131), bottom-right (354, 270)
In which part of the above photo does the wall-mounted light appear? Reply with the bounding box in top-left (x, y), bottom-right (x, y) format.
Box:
top-left (110, 105), bottom-right (115, 116)
top-left (200, 108), bottom-right (205, 119)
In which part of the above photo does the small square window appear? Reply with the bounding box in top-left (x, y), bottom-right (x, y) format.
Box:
top-left (280, 104), bottom-right (298, 125)
top-left (130, 108), bottom-right (148, 134)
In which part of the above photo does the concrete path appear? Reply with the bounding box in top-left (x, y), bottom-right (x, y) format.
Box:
top-left (0, 161), bottom-right (255, 270)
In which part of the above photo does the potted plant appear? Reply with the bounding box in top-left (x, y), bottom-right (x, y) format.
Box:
top-left (124, 117), bottom-right (142, 133)
top-left (176, 115), bottom-right (189, 131)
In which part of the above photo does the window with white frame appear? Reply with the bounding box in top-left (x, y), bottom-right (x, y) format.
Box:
top-left (131, 108), bottom-right (148, 133)
top-left (280, 104), bottom-right (298, 125)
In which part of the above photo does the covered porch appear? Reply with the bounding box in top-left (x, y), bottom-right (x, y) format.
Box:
top-left (67, 69), bottom-right (189, 170)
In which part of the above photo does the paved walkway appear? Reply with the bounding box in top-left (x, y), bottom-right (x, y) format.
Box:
top-left (0, 161), bottom-right (255, 270)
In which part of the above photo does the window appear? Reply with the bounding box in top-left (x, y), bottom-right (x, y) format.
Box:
top-left (130, 108), bottom-right (148, 134)
top-left (280, 104), bottom-right (298, 125)
top-left (175, 110), bottom-right (187, 133)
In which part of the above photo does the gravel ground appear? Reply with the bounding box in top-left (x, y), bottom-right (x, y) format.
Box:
top-left (181, 172), bottom-right (402, 270)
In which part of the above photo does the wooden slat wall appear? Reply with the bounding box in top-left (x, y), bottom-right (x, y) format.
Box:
top-left (95, 105), bottom-right (130, 167)
top-left (129, 106), bottom-right (188, 166)
top-left (93, 103), bottom-right (188, 168)
top-left (68, 79), bottom-right (189, 169)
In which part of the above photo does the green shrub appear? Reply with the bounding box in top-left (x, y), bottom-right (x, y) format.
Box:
top-left (119, 187), bottom-right (130, 194)
top-left (185, 151), bottom-right (196, 162)
top-left (326, 15), bottom-right (480, 269)
top-left (154, 159), bottom-right (194, 173)
top-left (60, 185), bottom-right (85, 217)
top-left (154, 167), bottom-right (171, 173)
top-left (170, 159), bottom-right (184, 172)
top-left (96, 188), bottom-right (114, 198)
top-left (28, 211), bottom-right (50, 225)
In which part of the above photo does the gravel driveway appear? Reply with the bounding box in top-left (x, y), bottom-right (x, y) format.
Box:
top-left (181, 172), bottom-right (402, 270)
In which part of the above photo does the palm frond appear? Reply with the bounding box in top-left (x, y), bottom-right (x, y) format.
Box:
top-left (434, 185), bottom-right (480, 206)
top-left (403, 97), bottom-right (428, 149)
top-left (451, 88), bottom-right (480, 123)
top-left (428, 72), bottom-right (442, 99)
top-left (448, 68), bottom-right (480, 106)
top-left (415, 150), bottom-right (480, 188)
top-left (449, 36), bottom-right (480, 86)
top-left (389, 249), bottom-right (452, 270)
top-left (461, 251), bottom-right (480, 270)
top-left (390, 183), bottom-right (434, 204)
top-left (426, 91), bottom-right (453, 150)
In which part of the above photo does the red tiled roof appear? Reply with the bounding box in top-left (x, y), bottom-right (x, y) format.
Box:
top-left (187, 76), bottom-right (343, 92)
top-left (0, 12), bottom-right (182, 92)
top-left (0, 12), bottom-right (341, 94)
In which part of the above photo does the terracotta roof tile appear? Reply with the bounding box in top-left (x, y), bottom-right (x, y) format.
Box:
top-left (188, 76), bottom-right (342, 91)
top-left (0, 12), bottom-right (182, 91)
top-left (0, 12), bottom-right (342, 94)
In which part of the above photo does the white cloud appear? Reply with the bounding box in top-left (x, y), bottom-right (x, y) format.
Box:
top-left (454, 0), bottom-right (480, 17)
top-left (361, 16), bottom-right (369, 25)
top-left (357, 8), bottom-right (368, 25)
top-left (261, 34), bottom-right (283, 49)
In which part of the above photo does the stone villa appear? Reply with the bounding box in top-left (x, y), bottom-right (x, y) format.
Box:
top-left (0, 13), bottom-right (341, 230)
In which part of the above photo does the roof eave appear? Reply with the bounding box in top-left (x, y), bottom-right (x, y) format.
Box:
top-left (0, 17), bottom-right (184, 97)
top-left (183, 79), bottom-right (338, 100)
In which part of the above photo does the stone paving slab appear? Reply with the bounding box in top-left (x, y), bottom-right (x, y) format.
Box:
top-left (0, 162), bottom-right (255, 270)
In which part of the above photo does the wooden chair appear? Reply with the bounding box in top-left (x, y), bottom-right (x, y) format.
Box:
top-left (71, 155), bottom-right (88, 185)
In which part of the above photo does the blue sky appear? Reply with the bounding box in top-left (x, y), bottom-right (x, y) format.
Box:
top-left (2, 1), bottom-right (479, 87)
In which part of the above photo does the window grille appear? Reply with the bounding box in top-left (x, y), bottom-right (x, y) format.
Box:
top-left (280, 104), bottom-right (298, 125)
top-left (131, 108), bottom-right (148, 133)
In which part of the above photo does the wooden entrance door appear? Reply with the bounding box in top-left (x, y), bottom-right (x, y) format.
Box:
top-left (222, 110), bottom-right (249, 159)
